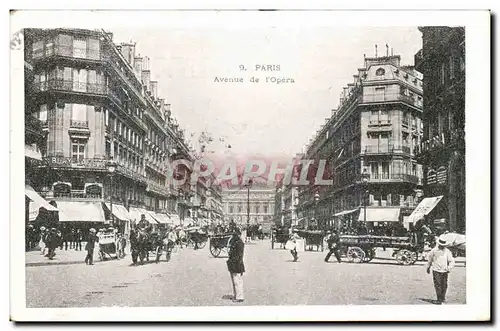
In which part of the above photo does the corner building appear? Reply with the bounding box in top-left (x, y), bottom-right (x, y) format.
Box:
top-left (298, 54), bottom-right (424, 230)
top-left (25, 28), bottom-right (193, 231)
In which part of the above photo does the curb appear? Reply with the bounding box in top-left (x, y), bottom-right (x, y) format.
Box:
top-left (26, 260), bottom-right (88, 267)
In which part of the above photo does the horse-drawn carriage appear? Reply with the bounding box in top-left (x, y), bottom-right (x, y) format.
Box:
top-left (296, 230), bottom-right (326, 252)
top-left (209, 233), bottom-right (232, 257)
top-left (338, 234), bottom-right (423, 265)
top-left (130, 229), bottom-right (174, 264)
top-left (271, 227), bottom-right (290, 249)
top-left (186, 226), bottom-right (209, 249)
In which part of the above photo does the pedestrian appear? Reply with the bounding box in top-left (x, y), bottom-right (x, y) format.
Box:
top-left (426, 235), bottom-right (455, 304)
top-left (69, 228), bottom-right (75, 249)
top-left (75, 229), bottom-right (82, 251)
top-left (46, 228), bottom-right (59, 260)
top-left (287, 229), bottom-right (300, 262)
top-left (226, 227), bottom-right (245, 303)
top-left (324, 230), bottom-right (342, 263)
top-left (85, 228), bottom-right (98, 265)
top-left (39, 226), bottom-right (47, 255)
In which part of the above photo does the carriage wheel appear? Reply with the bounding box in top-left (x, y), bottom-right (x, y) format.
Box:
top-left (210, 245), bottom-right (221, 257)
top-left (347, 247), bottom-right (365, 263)
top-left (395, 249), bottom-right (416, 265)
top-left (198, 240), bottom-right (207, 249)
top-left (362, 248), bottom-right (376, 262)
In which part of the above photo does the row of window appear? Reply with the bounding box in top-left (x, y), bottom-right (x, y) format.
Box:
top-left (228, 205), bottom-right (271, 214)
top-left (32, 34), bottom-right (101, 60)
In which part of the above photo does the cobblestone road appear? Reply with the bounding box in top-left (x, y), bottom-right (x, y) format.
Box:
top-left (26, 239), bottom-right (466, 307)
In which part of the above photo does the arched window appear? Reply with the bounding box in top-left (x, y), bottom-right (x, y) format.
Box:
top-left (375, 68), bottom-right (385, 76)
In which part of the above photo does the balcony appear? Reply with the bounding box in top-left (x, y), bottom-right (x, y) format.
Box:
top-left (33, 46), bottom-right (101, 62)
top-left (369, 173), bottom-right (422, 185)
top-left (48, 190), bottom-right (103, 201)
top-left (34, 79), bottom-right (108, 96)
top-left (70, 120), bottom-right (89, 130)
top-left (364, 144), bottom-right (413, 155)
top-left (416, 129), bottom-right (465, 156)
top-left (146, 179), bottom-right (170, 197)
top-left (362, 93), bottom-right (422, 109)
top-left (43, 157), bottom-right (107, 171)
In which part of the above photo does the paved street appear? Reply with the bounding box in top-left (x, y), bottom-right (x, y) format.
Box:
top-left (26, 239), bottom-right (466, 307)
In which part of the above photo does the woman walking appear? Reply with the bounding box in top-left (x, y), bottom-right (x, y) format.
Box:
top-left (288, 229), bottom-right (300, 262)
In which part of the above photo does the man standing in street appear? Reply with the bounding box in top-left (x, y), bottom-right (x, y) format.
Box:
top-left (85, 228), bottom-right (98, 265)
top-left (325, 229), bottom-right (342, 263)
top-left (427, 235), bottom-right (455, 304)
top-left (226, 227), bottom-right (245, 303)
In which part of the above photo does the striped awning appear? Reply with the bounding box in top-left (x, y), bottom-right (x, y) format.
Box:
top-left (129, 207), bottom-right (156, 224)
top-left (25, 185), bottom-right (58, 213)
top-left (105, 203), bottom-right (131, 221)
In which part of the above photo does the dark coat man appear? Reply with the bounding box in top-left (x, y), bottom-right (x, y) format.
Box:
top-left (325, 230), bottom-right (342, 263)
top-left (226, 228), bottom-right (245, 302)
top-left (85, 229), bottom-right (98, 265)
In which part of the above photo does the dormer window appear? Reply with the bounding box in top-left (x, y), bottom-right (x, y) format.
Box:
top-left (375, 68), bottom-right (385, 76)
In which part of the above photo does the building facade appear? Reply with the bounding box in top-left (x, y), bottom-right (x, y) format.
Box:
top-left (223, 183), bottom-right (275, 226)
top-left (297, 54), bottom-right (424, 230)
top-left (414, 27), bottom-right (466, 232)
top-left (24, 28), bottom-right (196, 230)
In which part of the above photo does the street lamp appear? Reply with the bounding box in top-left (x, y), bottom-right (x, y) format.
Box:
top-left (314, 192), bottom-right (320, 230)
top-left (361, 168), bottom-right (370, 223)
top-left (246, 178), bottom-right (253, 230)
top-left (107, 158), bottom-right (117, 227)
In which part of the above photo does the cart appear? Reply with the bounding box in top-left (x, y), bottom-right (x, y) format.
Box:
top-left (209, 233), bottom-right (232, 257)
top-left (338, 234), bottom-right (422, 265)
top-left (98, 232), bottom-right (119, 260)
top-left (271, 227), bottom-right (290, 249)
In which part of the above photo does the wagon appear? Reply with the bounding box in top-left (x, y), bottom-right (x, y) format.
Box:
top-left (297, 230), bottom-right (326, 252)
top-left (271, 227), bottom-right (290, 249)
top-left (98, 232), bottom-right (119, 260)
top-left (209, 233), bottom-right (232, 257)
top-left (338, 234), bottom-right (423, 265)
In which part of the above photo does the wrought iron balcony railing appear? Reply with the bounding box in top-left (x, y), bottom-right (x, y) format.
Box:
top-left (362, 93), bottom-right (423, 109)
top-left (32, 46), bottom-right (101, 61)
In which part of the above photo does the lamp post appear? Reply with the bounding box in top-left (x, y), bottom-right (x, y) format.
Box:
top-left (361, 168), bottom-right (370, 223)
top-left (246, 178), bottom-right (253, 229)
top-left (107, 159), bottom-right (117, 226)
top-left (314, 192), bottom-right (320, 230)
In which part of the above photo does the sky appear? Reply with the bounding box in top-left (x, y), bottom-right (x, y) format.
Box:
top-left (111, 26), bottom-right (422, 159)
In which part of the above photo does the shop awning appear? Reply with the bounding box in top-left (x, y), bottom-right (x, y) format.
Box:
top-left (358, 208), bottom-right (401, 223)
top-left (104, 203), bottom-right (131, 221)
top-left (56, 201), bottom-right (105, 223)
top-left (146, 211), bottom-right (164, 224)
top-left (156, 213), bottom-right (171, 224)
top-left (407, 196), bottom-right (444, 224)
top-left (169, 214), bottom-right (181, 226)
top-left (334, 208), bottom-right (359, 217)
top-left (25, 144), bottom-right (42, 160)
top-left (25, 185), bottom-right (58, 212)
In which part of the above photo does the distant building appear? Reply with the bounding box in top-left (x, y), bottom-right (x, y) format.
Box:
top-left (415, 27), bottom-right (466, 232)
top-left (297, 53), bottom-right (424, 230)
top-left (222, 182), bottom-right (275, 226)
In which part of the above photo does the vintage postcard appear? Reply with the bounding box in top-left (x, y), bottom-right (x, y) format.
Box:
top-left (10, 9), bottom-right (490, 322)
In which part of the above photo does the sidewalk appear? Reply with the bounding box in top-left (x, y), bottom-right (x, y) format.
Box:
top-left (26, 243), bottom-right (131, 267)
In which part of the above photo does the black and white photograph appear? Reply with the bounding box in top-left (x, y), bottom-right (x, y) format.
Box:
top-left (9, 9), bottom-right (490, 322)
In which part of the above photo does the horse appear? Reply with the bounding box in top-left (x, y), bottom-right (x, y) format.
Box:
top-left (130, 228), bottom-right (149, 265)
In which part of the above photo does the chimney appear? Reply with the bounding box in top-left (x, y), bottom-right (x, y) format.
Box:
top-left (165, 103), bottom-right (171, 119)
top-left (343, 87), bottom-right (349, 98)
top-left (141, 70), bottom-right (151, 91)
top-left (353, 75), bottom-right (359, 84)
top-left (347, 83), bottom-right (354, 94)
top-left (120, 42), bottom-right (136, 66)
top-left (143, 56), bottom-right (150, 70)
top-left (134, 57), bottom-right (143, 77)
top-left (158, 98), bottom-right (165, 110)
top-left (331, 109), bottom-right (338, 118)
top-left (150, 81), bottom-right (158, 99)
